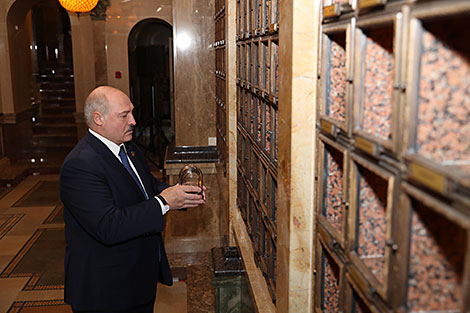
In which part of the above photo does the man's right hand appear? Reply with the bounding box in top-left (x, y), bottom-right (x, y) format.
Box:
top-left (159, 184), bottom-right (205, 210)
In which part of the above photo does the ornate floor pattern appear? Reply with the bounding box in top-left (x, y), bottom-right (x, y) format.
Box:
top-left (0, 214), bottom-right (24, 240)
top-left (8, 300), bottom-right (71, 313)
top-left (12, 181), bottom-right (62, 208)
top-left (0, 174), bottom-right (212, 313)
top-left (2, 228), bottom-right (65, 289)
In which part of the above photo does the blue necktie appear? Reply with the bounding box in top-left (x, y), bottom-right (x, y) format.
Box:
top-left (119, 146), bottom-right (148, 199)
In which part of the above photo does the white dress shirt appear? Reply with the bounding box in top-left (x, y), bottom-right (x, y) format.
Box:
top-left (88, 129), bottom-right (169, 215)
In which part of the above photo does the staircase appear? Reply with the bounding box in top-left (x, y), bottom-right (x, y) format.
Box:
top-left (31, 62), bottom-right (77, 173)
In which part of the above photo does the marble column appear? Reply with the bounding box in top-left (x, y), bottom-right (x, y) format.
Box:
top-left (4, 0), bottom-right (35, 114)
top-left (70, 13), bottom-right (96, 118)
top-left (173, 0), bottom-right (216, 146)
top-left (226, 0), bottom-right (237, 246)
top-left (277, 0), bottom-right (319, 312)
top-left (0, 1), bottom-right (13, 114)
top-left (92, 19), bottom-right (107, 86)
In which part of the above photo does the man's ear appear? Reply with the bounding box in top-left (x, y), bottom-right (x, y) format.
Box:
top-left (93, 112), bottom-right (103, 126)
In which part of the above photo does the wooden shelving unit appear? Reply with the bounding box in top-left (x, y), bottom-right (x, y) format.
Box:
top-left (236, 0), bottom-right (279, 303)
top-left (315, 1), bottom-right (470, 312)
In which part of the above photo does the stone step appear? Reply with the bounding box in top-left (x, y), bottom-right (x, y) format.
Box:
top-left (30, 62), bottom-right (75, 175)
top-left (40, 100), bottom-right (75, 109)
top-left (40, 62), bottom-right (73, 68)
top-left (33, 133), bottom-right (77, 145)
top-left (33, 123), bottom-right (77, 135)
top-left (36, 114), bottom-right (75, 124)
top-left (41, 96), bottom-right (74, 102)
top-left (33, 131), bottom-right (76, 138)
top-left (32, 141), bottom-right (75, 149)
top-left (40, 66), bottom-right (74, 75)
top-left (39, 81), bottom-right (74, 89)
top-left (37, 74), bottom-right (74, 83)
top-left (40, 89), bottom-right (74, 96)
top-left (29, 146), bottom-right (72, 157)
top-left (30, 163), bottom-right (62, 175)
top-left (41, 105), bottom-right (75, 114)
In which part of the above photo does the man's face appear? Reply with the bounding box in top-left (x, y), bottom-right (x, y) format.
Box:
top-left (100, 90), bottom-right (136, 145)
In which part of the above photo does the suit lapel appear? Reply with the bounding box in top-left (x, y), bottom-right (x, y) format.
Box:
top-left (85, 132), bottom-right (146, 199)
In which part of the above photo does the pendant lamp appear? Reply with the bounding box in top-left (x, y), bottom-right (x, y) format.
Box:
top-left (58, 0), bottom-right (99, 13)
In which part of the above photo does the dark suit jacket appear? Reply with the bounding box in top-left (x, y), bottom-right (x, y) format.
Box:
top-left (59, 131), bottom-right (172, 311)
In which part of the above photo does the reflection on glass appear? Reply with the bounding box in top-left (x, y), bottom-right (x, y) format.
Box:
top-left (178, 164), bottom-right (204, 199)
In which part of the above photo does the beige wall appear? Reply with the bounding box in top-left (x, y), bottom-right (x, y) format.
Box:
top-left (104, 0), bottom-right (172, 94)
top-left (173, 0), bottom-right (215, 146)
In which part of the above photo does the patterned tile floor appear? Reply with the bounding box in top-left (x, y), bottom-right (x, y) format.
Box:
top-left (0, 175), bottom-right (190, 313)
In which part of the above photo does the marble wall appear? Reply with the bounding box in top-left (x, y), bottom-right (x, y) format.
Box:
top-left (164, 162), bottom-right (227, 253)
top-left (173, 0), bottom-right (216, 146)
top-left (63, 0), bottom-right (175, 139)
top-left (104, 0), bottom-right (172, 94)
top-left (73, 0), bottom-right (215, 146)
top-left (69, 0), bottom-right (173, 127)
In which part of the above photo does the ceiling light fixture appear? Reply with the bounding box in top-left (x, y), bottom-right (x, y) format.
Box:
top-left (58, 0), bottom-right (99, 13)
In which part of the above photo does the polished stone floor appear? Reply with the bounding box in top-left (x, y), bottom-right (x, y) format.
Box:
top-left (0, 174), bottom-right (214, 313)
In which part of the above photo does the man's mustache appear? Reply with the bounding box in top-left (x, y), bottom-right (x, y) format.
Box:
top-left (126, 125), bottom-right (135, 133)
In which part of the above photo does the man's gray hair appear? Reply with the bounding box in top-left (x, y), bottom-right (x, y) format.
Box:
top-left (84, 89), bottom-right (109, 127)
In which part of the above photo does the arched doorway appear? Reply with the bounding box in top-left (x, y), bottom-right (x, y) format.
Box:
top-left (128, 18), bottom-right (173, 169)
top-left (7, 0), bottom-right (75, 173)
top-left (30, 1), bottom-right (75, 173)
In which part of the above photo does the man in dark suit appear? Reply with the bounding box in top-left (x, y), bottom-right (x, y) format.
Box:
top-left (60, 86), bottom-right (204, 313)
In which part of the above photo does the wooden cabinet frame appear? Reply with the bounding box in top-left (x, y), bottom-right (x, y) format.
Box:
top-left (403, 3), bottom-right (470, 200)
top-left (398, 182), bottom-right (470, 312)
top-left (348, 153), bottom-right (398, 302)
top-left (314, 232), bottom-right (346, 313)
top-left (352, 9), bottom-right (406, 157)
top-left (317, 134), bottom-right (350, 250)
top-left (319, 19), bottom-right (355, 137)
top-left (314, 0), bottom-right (469, 312)
top-left (322, 0), bottom-right (354, 21)
top-left (343, 273), bottom-right (381, 313)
